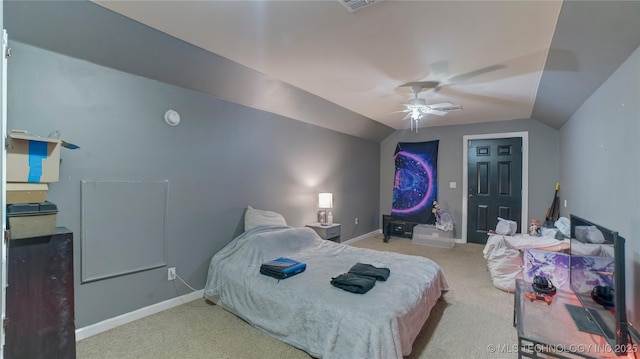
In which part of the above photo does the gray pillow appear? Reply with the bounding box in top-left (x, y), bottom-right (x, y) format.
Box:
top-left (575, 225), bottom-right (605, 243)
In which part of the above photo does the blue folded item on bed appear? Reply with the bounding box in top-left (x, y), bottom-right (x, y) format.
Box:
top-left (348, 263), bottom-right (390, 281)
top-left (331, 273), bottom-right (377, 294)
top-left (260, 257), bottom-right (306, 279)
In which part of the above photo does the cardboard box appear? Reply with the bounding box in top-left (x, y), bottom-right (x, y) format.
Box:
top-left (7, 202), bottom-right (58, 239)
top-left (6, 182), bottom-right (49, 204)
top-left (7, 133), bottom-right (61, 183)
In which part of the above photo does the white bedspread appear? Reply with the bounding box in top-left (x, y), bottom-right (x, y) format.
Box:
top-left (204, 225), bottom-right (449, 359)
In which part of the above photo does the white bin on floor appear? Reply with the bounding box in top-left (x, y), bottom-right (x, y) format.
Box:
top-left (412, 224), bottom-right (455, 248)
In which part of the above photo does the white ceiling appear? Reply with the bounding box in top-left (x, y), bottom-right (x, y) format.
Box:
top-left (92, 0), bottom-right (564, 132)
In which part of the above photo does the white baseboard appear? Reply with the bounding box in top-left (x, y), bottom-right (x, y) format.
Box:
top-left (75, 289), bottom-right (204, 341)
top-left (341, 229), bottom-right (379, 245)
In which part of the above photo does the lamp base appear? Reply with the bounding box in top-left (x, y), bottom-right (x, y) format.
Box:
top-left (318, 210), bottom-right (327, 225)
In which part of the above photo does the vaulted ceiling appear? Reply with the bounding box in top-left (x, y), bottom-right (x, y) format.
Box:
top-left (5, 1), bottom-right (640, 141)
top-left (91, 0), bottom-right (640, 133)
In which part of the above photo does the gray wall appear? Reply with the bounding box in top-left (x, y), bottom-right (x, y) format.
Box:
top-left (4, 0), bottom-right (393, 142)
top-left (559, 45), bottom-right (640, 332)
top-left (7, 41), bottom-right (380, 327)
top-left (380, 118), bottom-right (560, 239)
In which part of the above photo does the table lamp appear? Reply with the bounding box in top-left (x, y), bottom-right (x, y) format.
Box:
top-left (318, 193), bottom-right (333, 226)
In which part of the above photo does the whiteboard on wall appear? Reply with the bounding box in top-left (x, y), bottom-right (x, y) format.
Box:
top-left (81, 180), bottom-right (168, 283)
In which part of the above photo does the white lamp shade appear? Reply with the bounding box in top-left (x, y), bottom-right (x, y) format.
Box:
top-left (318, 193), bottom-right (333, 209)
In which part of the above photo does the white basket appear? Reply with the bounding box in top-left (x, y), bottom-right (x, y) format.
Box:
top-left (412, 224), bottom-right (455, 248)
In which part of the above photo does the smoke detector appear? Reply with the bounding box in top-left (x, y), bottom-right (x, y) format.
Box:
top-left (339, 0), bottom-right (383, 13)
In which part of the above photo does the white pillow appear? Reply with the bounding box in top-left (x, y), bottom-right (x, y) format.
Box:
top-left (244, 206), bottom-right (287, 231)
top-left (495, 217), bottom-right (517, 236)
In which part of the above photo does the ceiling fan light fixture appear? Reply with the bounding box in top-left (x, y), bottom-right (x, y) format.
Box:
top-left (409, 115), bottom-right (422, 133)
top-left (408, 98), bottom-right (427, 107)
top-left (411, 108), bottom-right (422, 120)
top-left (399, 83), bottom-right (463, 132)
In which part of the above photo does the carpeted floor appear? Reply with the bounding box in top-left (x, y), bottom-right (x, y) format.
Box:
top-left (76, 234), bottom-right (518, 358)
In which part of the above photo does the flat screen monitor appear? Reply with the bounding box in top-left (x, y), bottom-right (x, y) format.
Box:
top-left (569, 214), bottom-right (629, 354)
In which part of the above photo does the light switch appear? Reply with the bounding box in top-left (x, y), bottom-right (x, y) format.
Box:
top-left (449, 182), bottom-right (457, 189)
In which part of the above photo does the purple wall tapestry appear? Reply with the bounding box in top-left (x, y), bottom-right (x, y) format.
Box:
top-left (392, 140), bottom-right (439, 224)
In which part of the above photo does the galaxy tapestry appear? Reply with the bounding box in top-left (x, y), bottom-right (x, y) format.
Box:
top-left (391, 140), bottom-right (439, 224)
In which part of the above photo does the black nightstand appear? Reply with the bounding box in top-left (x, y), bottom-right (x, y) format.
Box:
top-left (306, 223), bottom-right (341, 242)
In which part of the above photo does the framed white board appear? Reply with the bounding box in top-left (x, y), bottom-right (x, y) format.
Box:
top-left (81, 180), bottom-right (168, 283)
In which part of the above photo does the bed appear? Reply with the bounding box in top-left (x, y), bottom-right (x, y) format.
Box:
top-left (204, 207), bottom-right (449, 359)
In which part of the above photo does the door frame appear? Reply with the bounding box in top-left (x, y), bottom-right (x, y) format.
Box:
top-left (462, 131), bottom-right (529, 243)
top-left (1, 29), bottom-right (8, 355)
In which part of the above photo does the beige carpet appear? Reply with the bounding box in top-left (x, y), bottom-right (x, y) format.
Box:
top-left (76, 234), bottom-right (518, 359)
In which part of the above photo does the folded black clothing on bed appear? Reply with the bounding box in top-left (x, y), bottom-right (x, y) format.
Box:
top-left (330, 273), bottom-right (377, 294)
top-left (348, 263), bottom-right (390, 281)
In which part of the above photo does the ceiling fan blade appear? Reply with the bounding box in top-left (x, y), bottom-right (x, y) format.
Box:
top-left (398, 81), bottom-right (440, 90)
top-left (428, 102), bottom-right (463, 112)
top-left (425, 109), bottom-right (448, 116)
top-left (427, 101), bottom-right (455, 108)
top-left (401, 113), bottom-right (411, 121)
top-left (448, 64), bottom-right (506, 83)
top-left (442, 86), bottom-right (527, 108)
top-left (429, 62), bottom-right (506, 94)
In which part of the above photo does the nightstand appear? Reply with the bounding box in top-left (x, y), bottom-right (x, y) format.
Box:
top-left (306, 223), bottom-right (341, 242)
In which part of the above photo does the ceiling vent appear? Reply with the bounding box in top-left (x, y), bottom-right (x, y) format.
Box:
top-left (339, 0), bottom-right (383, 13)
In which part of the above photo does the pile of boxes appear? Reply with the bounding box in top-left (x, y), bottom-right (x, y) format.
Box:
top-left (6, 133), bottom-right (61, 239)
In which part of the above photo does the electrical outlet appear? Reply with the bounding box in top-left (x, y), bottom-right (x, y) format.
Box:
top-left (167, 267), bottom-right (176, 281)
top-left (355, 218), bottom-right (359, 225)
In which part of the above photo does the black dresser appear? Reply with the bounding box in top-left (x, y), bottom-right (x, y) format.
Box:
top-left (4, 227), bottom-right (76, 359)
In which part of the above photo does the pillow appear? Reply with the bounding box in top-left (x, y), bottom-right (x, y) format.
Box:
top-left (575, 225), bottom-right (606, 244)
top-left (495, 217), bottom-right (517, 236)
top-left (244, 206), bottom-right (287, 231)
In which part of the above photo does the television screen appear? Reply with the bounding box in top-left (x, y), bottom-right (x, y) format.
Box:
top-left (569, 214), bottom-right (630, 353)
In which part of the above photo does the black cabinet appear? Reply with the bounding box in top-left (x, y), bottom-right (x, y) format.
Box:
top-left (4, 227), bottom-right (76, 359)
top-left (382, 215), bottom-right (419, 242)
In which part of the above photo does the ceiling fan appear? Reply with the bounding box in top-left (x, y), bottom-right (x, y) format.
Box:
top-left (399, 82), bottom-right (463, 132)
